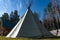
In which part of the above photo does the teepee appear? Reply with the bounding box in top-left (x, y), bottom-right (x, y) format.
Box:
top-left (6, 8), bottom-right (53, 38)
top-left (6, 0), bottom-right (53, 38)
top-left (6, 8), bottom-right (42, 38)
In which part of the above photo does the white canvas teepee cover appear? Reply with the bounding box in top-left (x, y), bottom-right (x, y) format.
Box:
top-left (6, 8), bottom-right (42, 38)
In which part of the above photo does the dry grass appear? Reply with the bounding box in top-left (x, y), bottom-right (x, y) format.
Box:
top-left (0, 36), bottom-right (60, 40)
top-left (0, 36), bottom-right (32, 40)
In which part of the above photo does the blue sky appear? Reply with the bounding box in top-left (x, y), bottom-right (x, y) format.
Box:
top-left (0, 0), bottom-right (50, 20)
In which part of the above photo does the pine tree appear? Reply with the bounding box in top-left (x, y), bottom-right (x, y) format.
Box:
top-left (2, 13), bottom-right (9, 21)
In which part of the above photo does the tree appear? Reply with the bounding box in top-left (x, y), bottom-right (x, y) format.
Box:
top-left (10, 11), bottom-right (14, 22)
top-left (13, 10), bottom-right (19, 23)
top-left (44, 8), bottom-right (47, 17)
top-left (33, 12), bottom-right (42, 31)
top-left (43, 1), bottom-right (60, 31)
top-left (43, 8), bottom-right (49, 29)
top-left (47, 2), bottom-right (54, 30)
top-left (53, 0), bottom-right (60, 35)
top-left (44, 0), bottom-right (60, 35)
top-left (2, 13), bottom-right (9, 21)
top-left (33, 12), bottom-right (39, 21)
top-left (10, 10), bottom-right (19, 23)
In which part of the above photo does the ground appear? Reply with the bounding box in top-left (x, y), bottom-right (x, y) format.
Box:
top-left (0, 36), bottom-right (60, 40)
top-left (0, 29), bottom-right (60, 40)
